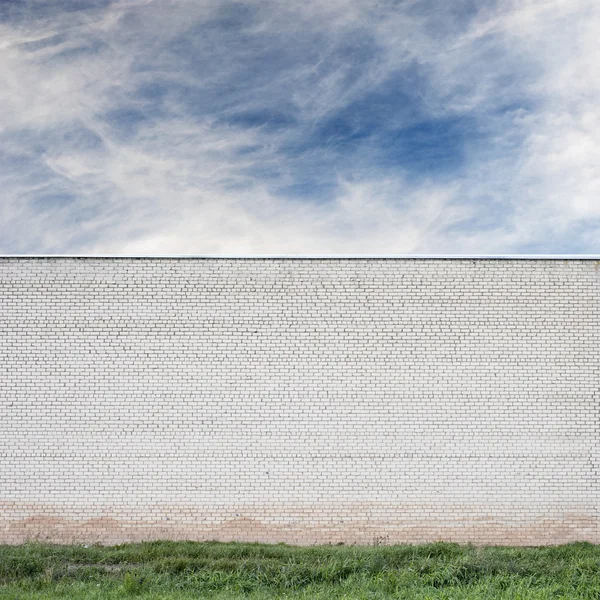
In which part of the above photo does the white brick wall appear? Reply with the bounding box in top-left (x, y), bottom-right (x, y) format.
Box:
top-left (0, 258), bottom-right (598, 545)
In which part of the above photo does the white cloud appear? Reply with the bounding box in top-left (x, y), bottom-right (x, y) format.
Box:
top-left (0, 0), bottom-right (598, 254)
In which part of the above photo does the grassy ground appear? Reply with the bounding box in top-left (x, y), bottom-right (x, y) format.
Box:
top-left (0, 541), bottom-right (599, 599)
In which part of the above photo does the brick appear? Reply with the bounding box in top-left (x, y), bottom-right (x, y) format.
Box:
top-left (0, 257), bottom-right (598, 545)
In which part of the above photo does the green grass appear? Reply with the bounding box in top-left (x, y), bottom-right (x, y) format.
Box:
top-left (0, 541), bottom-right (599, 599)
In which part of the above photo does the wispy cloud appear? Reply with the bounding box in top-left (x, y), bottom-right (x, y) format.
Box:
top-left (1, 0), bottom-right (598, 253)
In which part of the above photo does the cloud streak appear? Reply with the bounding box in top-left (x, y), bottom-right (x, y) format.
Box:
top-left (1, 0), bottom-right (598, 254)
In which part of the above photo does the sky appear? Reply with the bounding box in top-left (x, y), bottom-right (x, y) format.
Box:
top-left (0, 0), bottom-right (599, 254)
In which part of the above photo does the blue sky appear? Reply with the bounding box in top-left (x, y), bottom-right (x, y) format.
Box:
top-left (1, 0), bottom-right (599, 254)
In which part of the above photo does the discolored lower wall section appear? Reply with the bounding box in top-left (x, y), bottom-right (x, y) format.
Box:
top-left (1, 258), bottom-right (599, 545)
top-left (2, 502), bottom-right (598, 546)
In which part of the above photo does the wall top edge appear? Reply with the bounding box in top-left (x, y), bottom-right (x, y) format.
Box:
top-left (1, 254), bottom-right (600, 260)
